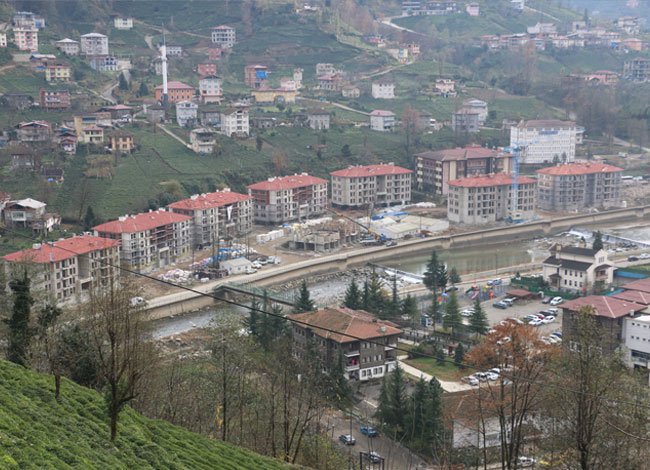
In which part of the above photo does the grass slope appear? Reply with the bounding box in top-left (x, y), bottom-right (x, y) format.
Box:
top-left (0, 360), bottom-right (289, 469)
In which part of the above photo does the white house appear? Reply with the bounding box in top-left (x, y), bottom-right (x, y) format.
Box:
top-left (80, 32), bottom-right (109, 56)
top-left (371, 82), bottom-right (395, 99)
top-left (220, 107), bottom-right (249, 137)
top-left (199, 75), bottom-right (223, 104)
top-left (113, 17), bottom-right (133, 30)
top-left (369, 110), bottom-right (395, 131)
top-left (175, 101), bottom-right (198, 127)
top-left (542, 244), bottom-right (614, 293)
top-left (220, 257), bottom-right (253, 275)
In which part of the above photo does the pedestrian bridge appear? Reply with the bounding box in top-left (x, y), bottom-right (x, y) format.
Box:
top-left (215, 283), bottom-right (295, 307)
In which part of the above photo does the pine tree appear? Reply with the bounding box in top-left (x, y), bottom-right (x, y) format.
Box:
top-left (401, 294), bottom-right (419, 324)
top-left (366, 271), bottom-right (387, 317)
top-left (429, 294), bottom-right (442, 325)
top-left (118, 72), bottom-right (129, 91)
top-left (435, 346), bottom-right (446, 365)
top-left (361, 279), bottom-right (370, 311)
top-left (83, 205), bottom-right (98, 230)
top-left (389, 276), bottom-right (400, 318)
top-left (436, 263), bottom-right (448, 291)
top-left (443, 291), bottom-right (462, 338)
top-left (330, 352), bottom-right (352, 404)
top-left (454, 343), bottom-right (465, 369)
top-left (423, 250), bottom-right (440, 293)
top-left (246, 298), bottom-right (261, 340)
top-left (7, 273), bottom-right (34, 366)
top-left (293, 280), bottom-right (315, 313)
top-left (138, 81), bottom-right (149, 97)
top-left (592, 231), bottom-right (604, 251)
top-left (469, 297), bottom-right (489, 336)
top-left (343, 278), bottom-right (361, 310)
top-left (377, 365), bottom-right (406, 434)
top-left (406, 377), bottom-right (444, 453)
top-left (449, 267), bottom-right (461, 285)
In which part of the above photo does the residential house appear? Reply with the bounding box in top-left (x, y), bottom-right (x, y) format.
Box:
top-left (207, 47), bottom-right (223, 61)
top-left (199, 105), bottom-right (221, 127)
top-left (244, 64), bottom-right (268, 89)
top-left (251, 88), bottom-right (297, 104)
top-left (542, 244), bottom-right (614, 294)
top-left (80, 32), bottom-right (109, 55)
top-left (113, 17), bottom-right (133, 30)
top-left (189, 128), bottom-right (217, 154)
top-left (57, 134), bottom-right (77, 154)
top-left (624, 58), bottom-right (650, 81)
top-left (80, 125), bottom-right (104, 145)
top-left (331, 163), bottom-right (412, 208)
top-left (316, 63), bottom-right (336, 76)
top-left (155, 81), bottom-right (195, 103)
top-left (447, 173), bottom-right (537, 224)
top-left (55, 38), bottom-right (79, 55)
top-left (166, 45), bottom-right (183, 57)
top-left (2, 235), bottom-right (120, 303)
top-left (93, 210), bottom-right (192, 271)
top-left (462, 99), bottom-right (488, 124)
top-left (434, 79), bottom-right (456, 95)
top-left (511, 0), bottom-right (525, 11)
top-left (88, 55), bottom-right (118, 72)
top-left (12, 11), bottom-right (44, 29)
top-left (145, 104), bottom-right (165, 123)
top-left (342, 85), bottom-right (360, 98)
top-left (42, 167), bottom-right (64, 183)
top-left (220, 107), bottom-right (250, 137)
top-left (317, 73), bottom-right (343, 92)
top-left (280, 77), bottom-right (297, 91)
top-left (247, 173), bottom-right (328, 224)
top-left (176, 101), bottom-right (198, 127)
top-left (369, 110), bottom-right (396, 132)
top-left (199, 75), bottom-right (222, 104)
top-left (13, 26), bottom-right (38, 51)
top-left (371, 82), bottom-right (395, 99)
top-left (287, 307), bottom-right (401, 381)
top-left (414, 146), bottom-right (514, 195)
top-left (220, 258), bottom-right (254, 275)
top-left (17, 120), bottom-right (51, 143)
top-left (293, 68), bottom-right (303, 89)
top-left (307, 109), bottom-right (330, 130)
top-left (9, 145), bottom-right (39, 171)
top-left (402, 1), bottom-right (458, 16)
top-left (44, 62), bottom-right (72, 82)
top-left (615, 16), bottom-right (640, 35)
top-left (510, 120), bottom-right (578, 164)
top-left (109, 130), bottom-right (135, 154)
top-left (211, 25), bottom-right (236, 48)
top-left (197, 63), bottom-right (218, 77)
top-left (0, 32), bottom-right (6, 48)
top-left (168, 189), bottom-right (253, 247)
top-left (1, 93), bottom-right (33, 110)
top-left (100, 104), bottom-right (134, 120)
top-left (527, 22), bottom-right (557, 35)
top-left (451, 108), bottom-right (480, 133)
top-left (466, 2), bottom-right (479, 16)
top-left (73, 113), bottom-right (112, 136)
top-left (3, 198), bottom-right (60, 233)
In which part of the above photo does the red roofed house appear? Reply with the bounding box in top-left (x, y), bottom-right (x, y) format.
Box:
top-left (447, 173), bottom-right (537, 225)
top-left (2, 235), bottom-right (120, 303)
top-left (154, 81), bottom-right (195, 103)
top-left (247, 173), bottom-right (328, 224)
top-left (287, 307), bottom-right (401, 381)
top-left (168, 189), bottom-right (253, 248)
top-left (93, 210), bottom-right (192, 270)
top-left (536, 163), bottom-right (623, 212)
top-left (330, 163), bottom-right (412, 208)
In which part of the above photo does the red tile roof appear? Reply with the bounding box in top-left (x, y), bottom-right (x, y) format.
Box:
top-left (330, 164), bottom-right (412, 178)
top-left (613, 290), bottom-right (650, 306)
top-left (536, 163), bottom-right (623, 176)
top-left (620, 278), bottom-right (650, 294)
top-left (93, 210), bottom-right (191, 234)
top-left (154, 81), bottom-right (194, 90)
top-left (168, 190), bottom-right (251, 211)
top-left (3, 235), bottom-right (118, 264)
top-left (247, 174), bottom-right (327, 191)
top-left (448, 173), bottom-right (537, 188)
top-left (415, 146), bottom-right (500, 161)
top-left (369, 110), bottom-right (395, 117)
top-left (562, 295), bottom-right (645, 319)
top-left (287, 307), bottom-right (402, 343)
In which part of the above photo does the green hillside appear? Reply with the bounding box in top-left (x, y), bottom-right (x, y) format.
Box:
top-left (0, 360), bottom-right (289, 469)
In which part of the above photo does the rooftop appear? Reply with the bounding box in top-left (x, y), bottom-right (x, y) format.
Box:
top-left (6, 198), bottom-right (46, 210)
top-left (550, 244), bottom-right (598, 257)
top-left (80, 32), bottom-right (107, 38)
top-left (516, 119), bottom-right (576, 129)
top-left (247, 174), bottom-right (327, 191)
top-left (3, 235), bottom-right (118, 264)
top-left (415, 146), bottom-right (500, 161)
top-left (562, 295), bottom-right (645, 319)
top-left (154, 81), bottom-right (194, 90)
top-left (620, 278), bottom-right (650, 295)
top-left (448, 173), bottom-right (536, 188)
top-left (168, 190), bottom-right (251, 211)
top-left (93, 210), bottom-right (191, 234)
top-left (330, 163), bottom-right (412, 178)
top-left (613, 290), bottom-right (650, 306)
top-left (369, 110), bottom-right (395, 117)
top-left (537, 163), bottom-right (623, 176)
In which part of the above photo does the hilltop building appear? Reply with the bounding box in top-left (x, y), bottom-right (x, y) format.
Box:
top-left (220, 107), bottom-right (249, 137)
top-left (80, 32), bottom-right (109, 55)
top-left (371, 82), bottom-right (395, 99)
top-left (2, 198), bottom-right (60, 234)
top-left (211, 25), bottom-right (236, 48)
top-left (154, 81), bottom-right (194, 103)
top-left (55, 38), bottom-right (79, 55)
top-left (369, 110), bottom-right (396, 132)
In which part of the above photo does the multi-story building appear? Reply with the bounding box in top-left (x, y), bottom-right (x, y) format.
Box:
top-left (55, 38), bottom-right (80, 55)
top-left (80, 32), bottom-right (109, 55)
top-left (2, 235), bottom-right (120, 303)
top-left (447, 173), bottom-right (537, 225)
top-left (251, 88), bottom-right (297, 104)
top-left (244, 64), bottom-right (268, 89)
top-left (175, 101), bottom-right (198, 127)
top-left (80, 125), bottom-right (104, 145)
top-left (415, 146), bottom-right (514, 195)
top-left (189, 128), bottom-right (216, 154)
top-left (88, 55), bottom-right (118, 72)
top-left (2, 198), bottom-right (60, 234)
top-left (17, 120), bottom-right (51, 143)
top-left (199, 75), bottom-right (222, 104)
top-left (168, 189), bottom-right (253, 248)
top-left (369, 110), bottom-right (396, 131)
top-left (154, 81), bottom-right (195, 103)
top-left (466, 2), bottom-right (480, 16)
top-left (109, 130), bottom-right (135, 154)
top-left (287, 307), bottom-right (401, 381)
top-left (113, 17), bottom-right (134, 29)
top-left (197, 62), bottom-right (218, 77)
top-left (536, 162), bottom-right (623, 212)
top-left (624, 57), bottom-right (650, 82)
top-left (247, 173), bottom-right (328, 224)
top-left (1, 93), bottom-right (32, 110)
top-left (307, 108), bottom-right (330, 130)
top-left (211, 25), bottom-right (236, 48)
top-left (93, 210), bottom-right (192, 271)
top-left (510, 120), bottom-right (578, 164)
top-left (220, 107), bottom-right (249, 137)
top-left (462, 99), bottom-right (488, 124)
top-left (434, 78), bottom-right (456, 95)
top-left (316, 63), bottom-right (336, 76)
top-left (0, 32), bottom-right (8, 48)
top-left (73, 112), bottom-right (111, 136)
top-left (44, 62), bottom-right (72, 82)
top-left (330, 163), bottom-right (412, 208)
top-left (371, 82), bottom-right (395, 99)
top-left (542, 244), bottom-right (614, 294)
top-left (39, 89), bottom-right (71, 110)
top-left (166, 45), bottom-right (183, 57)
top-left (342, 85), bottom-right (361, 98)
top-left (13, 26), bottom-right (38, 51)
top-left (615, 16), bottom-right (640, 35)
top-left (451, 108), bottom-right (480, 133)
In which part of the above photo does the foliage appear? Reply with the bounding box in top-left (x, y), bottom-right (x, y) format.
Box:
top-left (293, 280), bottom-right (315, 313)
top-left (376, 365), bottom-right (406, 434)
top-left (454, 343), bottom-right (465, 369)
top-left (592, 231), bottom-right (603, 251)
top-left (401, 294), bottom-right (419, 325)
top-left (449, 267), bottom-right (461, 285)
top-left (343, 278), bottom-right (361, 310)
top-left (6, 272), bottom-right (34, 366)
top-left (83, 206), bottom-right (100, 231)
top-left (469, 297), bottom-right (489, 336)
top-left (443, 292), bottom-right (462, 338)
top-left (118, 72), bottom-right (129, 91)
top-left (404, 378), bottom-right (445, 455)
top-left (361, 271), bottom-right (388, 317)
top-left (423, 250), bottom-right (447, 293)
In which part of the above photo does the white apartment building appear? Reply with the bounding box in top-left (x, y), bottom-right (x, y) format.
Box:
top-left (247, 174), bottom-right (328, 224)
top-left (94, 210), bottom-right (192, 271)
top-left (0, 32), bottom-right (7, 48)
top-left (199, 75), bottom-right (223, 104)
top-left (316, 63), bottom-right (336, 76)
top-left (624, 315), bottom-right (650, 373)
top-left (13, 26), bottom-right (38, 52)
top-left (80, 32), bottom-right (109, 56)
top-left (220, 107), bottom-right (249, 137)
top-left (211, 25), bottom-right (236, 48)
top-left (55, 38), bottom-right (79, 55)
top-left (371, 82), bottom-right (395, 99)
top-left (113, 17), bottom-right (133, 30)
top-left (331, 163), bottom-right (412, 208)
top-left (175, 101), bottom-right (198, 127)
top-left (510, 120), bottom-right (578, 165)
top-left (2, 235), bottom-right (120, 303)
top-left (369, 110), bottom-right (396, 131)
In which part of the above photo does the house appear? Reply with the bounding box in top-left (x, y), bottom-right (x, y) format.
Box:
top-left (331, 163), bottom-right (412, 208)
top-left (39, 89), bottom-right (71, 111)
top-left (527, 22), bottom-right (557, 35)
top-left (17, 121), bottom-right (51, 143)
top-left (247, 173), bottom-right (328, 224)
top-left (199, 75), bottom-right (222, 104)
top-left (510, 120), bottom-right (578, 164)
top-left (168, 189), bottom-right (253, 247)
top-left (93, 210), bottom-right (192, 271)
top-left (207, 48), bottom-right (223, 61)
top-left (44, 62), bottom-right (72, 82)
top-left (80, 32), bottom-right (109, 55)
top-left (189, 128), bottom-right (217, 154)
top-left (466, 2), bottom-right (479, 16)
top-left (176, 101), bottom-right (198, 127)
top-left (371, 82), bottom-right (395, 99)
top-left (13, 26), bottom-right (38, 51)
top-left (113, 17), bottom-right (133, 30)
top-left (369, 110), bottom-right (396, 132)
top-left (2, 235), bottom-right (120, 303)
top-left (511, 0), bottom-right (524, 11)
top-left (155, 81), bottom-right (195, 103)
top-left (287, 307), bottom-right (401, 381)
top-left (252, 116), bottom-right (276, 129)
top-left (42, 167), bottom-right (64, 183)
top-left (462, 99), bottom-right (488, 124)
top-left (166, 45), bottom-right (183, 57)
top-left (244, 64), bottom-right (268, 89)
top-left (447, 173), bottom-right (537, 224)
top-left (307, 109), bottom-right (330, 130)
top-left (199, 105), bottom-right (221, 127)
top-left (342, 85), bottom-right (360, 98)
top-left (623, 58), bottom-right (650, 82)
top-left (317, 73), bottom-right (343, 92)
top-left (80, 125), bottom-right (104, 145)
top-left (9, 145), bottom-right (39, 171)
top-left (316, 63), bottom-right (336, 76)
top-left (109, 130), bottom-right (134, 154)
top-left (220, 107), bottom-right (250, 137)
top-left (434, 78), bottom-right (456, 95)
top-left (251, 88), bottom-right (297, 105)
top-left (146, 104), bottom-right (166, 123)
top-left (220, 258), bottom-right (254, 276)
top-left (1, 93), bottom-right (33, 110)
top-left (100, 104), bottom-right (134, 120)
top-left (293, 68), bottom-right (303, 89)
top-left (73, 112), bottom-right (112, 135)
top-left (0, 32), bottom-right (6, 48)
top-left (197, 62), bottom-right (218, 77)
top-left (414, 146), bottom-right (514, 195)
top-left (452, 108), bottom-right (480, 133)
top-left (58, 135), bottom-right (77, 154)
top-left (2, 198), bottom-right (60, 234)
top-left (536, 163), bottom-right (623, 212)
top-left (620, 38), bottom-right (644, 52)
top-left (55, 38), bottom-right (79, 55)
top-left (211, 25), bottom-right (236, 48)
top-left (542, 245), bottom-right (614, 294)
top-left (615, 16), bottom-right (640, 35)
top-left (88, 55), bottom-right (118, 72)
top-left (280, 77), bottom-right (297, 91)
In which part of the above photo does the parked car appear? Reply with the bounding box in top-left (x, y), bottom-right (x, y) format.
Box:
top-left (542, 315), bottom-right (556, 324)
top-left (518, 456), bottom-right (537, 467)
top-left (541, 296), bottom-right (552, 304)
top-left (474, 372), bottom-right (488, 382)
top-left (385, 240), bottom-right (397, 247)
top-left (546, 335), bottom-right (560, 344)
top-left (487, 278), bottom-right (502, 286)
top-left (461, 308), bottom-right (474, 317)
top-left (502, 297), bottom-right (516, 306)
top-left (338, 434), bottom-right (356, 445)
top-left (550, 297), bottom-right (564, 306)
top-left (489, 368), bottom-right (501, 375)
top-left (445, 285), bottom-right (459, 293)
top-left (462, 376), bottom-right (479, 386)
top-left (628, 255), bottom-right (639, 262)
top-left (493, 301), bottom-right (508, 309)
top-left (509, 317), bottom-right (524, 325)
top-left (547, 307), bottom-right (559, 315)
top-left (529, 319), bottom-right (542, 327)
top-left (551, 332), bottom-right (562, 338)
top-left (366, 451), bottom-right (382, 463)
top-left (360, 426), bottom-right (379, 437)
top-left (486, 372), bottom-right (499, 381)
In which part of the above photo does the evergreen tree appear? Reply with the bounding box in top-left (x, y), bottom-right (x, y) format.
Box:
top-left (245, 298), bottom-right (261, 340)
top-left (435, 346), bottom-right (446, 365)
top-left (118, 72), bottom-right (129, 91)
top-left (436, 263), bottom-right (448, 291)
top-left (406, 377), bottom-right (444, 453)
top-left (389, 276), bottom-right (400, 318)
top-left (361, 279), bottom-right (370, 311)
top-left (423, 250), bottom-right (440, 293)
top-left (138, 81), bottom-right (149, 97)
top-left (592, 231), bottom-right (604, 251)
top-left (7, 273), bottom-right (34, 366)
top-left (443, 291), bottom-right (462, 338)
top-left (449, 267), bottom-right (461, 285)
top-left (293, 280), bottom-right (315, 313)
top-left (343, 278), bottom-right (361, 310)
top-left (376, 365), bottom-right (406, 433)
top-left (401, 294), bottom-right (419, 325)
top-left (255, 135), bottom-right (263, 151)
top-left (366, 271), bottom-right (387, 317)
top-left (429, 294), bottom-right (442, 325)
top-left (83, 205), bottom-right (98, 230)
top-left (330, 352), bottom-right (352, 404)
top-left (469, 297), bottom-right (489, 336)
top-left (454, 343), bottom-right (465, 369)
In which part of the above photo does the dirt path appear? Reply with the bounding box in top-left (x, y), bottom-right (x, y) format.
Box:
top-left (156, 123), bottom-right (190, 148)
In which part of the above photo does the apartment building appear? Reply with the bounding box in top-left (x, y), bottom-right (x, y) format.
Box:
top-left (2, 235), bottom-right (120, 303)
top-left (93, 210), bottom-right (192, 271)
top-left (45, 62), bottom-right (72, 82)
top-left (176, 101), bottom-right (198, 127)
top-left (542, 244), bottom-right (614, 294)
top-left (510, 120), bottom-right (578, 164)
top-left (13, 26), bottom-right (38, 52)
top-left (113, 17), bottom-right (133, 30)
top-left (415, 146), bottom-right (514, 195)
top-left (247, 174), bottom-right (328, 224)
top-left (451, 108), bottom-right (480, 133)
top-left (369, 110), bottom-right (396, 131)
top-left (624, 57), bottom-right (650, 82)
top-left (536, 163), bottom-right (623, 212)
top-left (220, 107), bottom-right (250, 137)
top-left (189, 128), bottom-right (216, 154)
top-left (168, 189), bottom-right (253, 248)
top-left (447, 173), bottom-right (537, 225)
top-left (287, 307), bottom-right (401, 381)
top-left (244, 64), bottom-right (268, 89)
top-left (3, 198), bottom-right (60, 234)
top-left (154, 81), bottom-right (195, 103)
top-left (307, 108), bottom-right (330, 130)
top-left (330, 163), bottom-right (412, 208)
top-left (17, 120), bottom-right (51, 143)
top-left (198, 62), bottom-right (218, 77)
top-left (199, 75), bottom-right (222, 104)
top-left (462, 99), bottom-right (488, 124)
top-left (109, 130), bottom-right (135, 154)
top-left (371, 82), bottom-right (395, 99)
top-left (211, 25), bottom-right (236, 48)
top-left (80, 32), bottom-right (109, 55)
top-left (39, 89), bottom-right (71, 110)
top-left (55, 38), bottom-right (80, 55)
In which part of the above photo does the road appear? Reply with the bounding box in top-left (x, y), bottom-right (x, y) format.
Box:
top-left (380, 15), bottom-right (428, 37)
top-left (297, 96), bottom-right (369, 116)
top-left (523, 5), bottom-right (560, 22)
top-left (156, 123), bottom-right (191, 148)
top-left (612, 136), bottom-right (650, 154)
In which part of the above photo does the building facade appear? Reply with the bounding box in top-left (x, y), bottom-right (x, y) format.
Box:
top-left (17, 120), bottom-right (51, 143)
top-left (510, 120), bottom-right (578, 164)
top-left (13, 26), bottom-right (38, 51)
top-left (55, 38), bottom-right (79, 55)
top-left (220, 107), bottom-right (249, 137)
top-left (369, 110), bottom-right (396, 131)
top-left (110, 131), bottom-right (135, 153)
top-left (3, 198), bottom-right (59, 233)
top-left (45, 62), bottom-right (72, 82)
top-left (80, 32), bottom-right (109, 55)
top-left (199, 75), bottom-right (222, 104)
top-left (331, 163), bottom-right (412, 208)
top-left (451, 109), bottom-right (480, 133)
top-left (39, 89), bottom-right (71, 110)
top-left (197, 62), bottom-right (218, 77)
top-left (307, 109), bottom-right (330, 130)
top-left (211, 25), bottom-right (236, 48)
top-left (542, 245), bottom-right (614, 293)
top-left (175, 101), bottom-right (198, 127)
top-left (113, 17), bottom-right (133, 29)
top-left (371, 82), bottom-right (395, 99)
top-left (154, 81), bottom-right (195, 103)
top-left (244, 64), bottom-right (268, 89)
top-left (189, 128), bottom-right (216, 154)
top-left (624, 58), bottom-right (650, 81)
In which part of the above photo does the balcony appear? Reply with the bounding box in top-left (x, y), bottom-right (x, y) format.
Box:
top-left (345, 363), bottom-right (360, 372)
top-left (345, 350), bottom-right (360, 357)
top-left (385, 343), bottom-right (397, 351)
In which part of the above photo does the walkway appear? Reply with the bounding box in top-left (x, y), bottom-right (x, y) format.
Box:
top-left (156, 123), bottom-right (190, 148)
top-left (397, 357), bottom-right (473, 393)
top-left (380, 15), bottom-right (428, 37)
